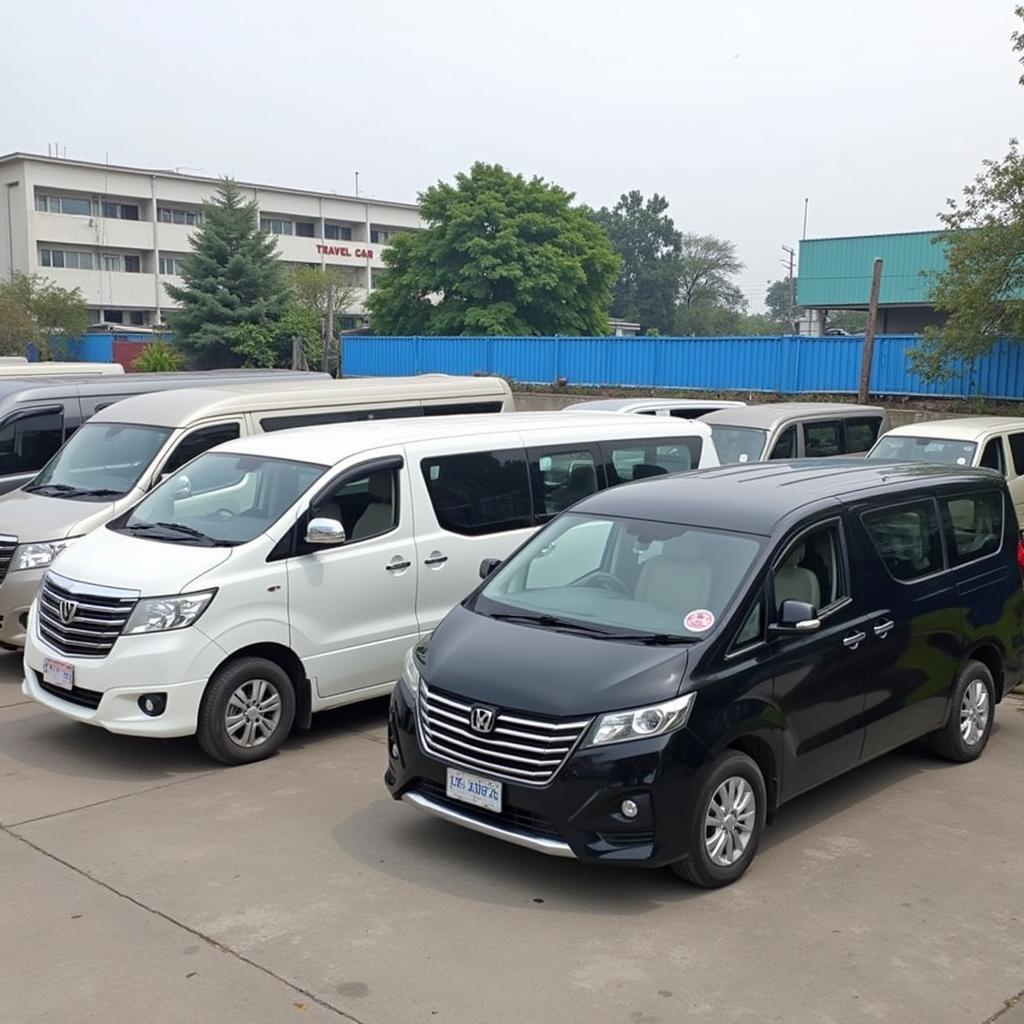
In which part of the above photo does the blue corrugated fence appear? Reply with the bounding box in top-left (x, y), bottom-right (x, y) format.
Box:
top-left (343, 335), bottom-right (1024, 400)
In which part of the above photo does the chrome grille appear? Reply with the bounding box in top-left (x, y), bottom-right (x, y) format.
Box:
top-left (417, 680), bottom-right (591, 785)
top-left (0, 535), bottom-right (16, 585)
top-left (37, 572), bottom-right (138, 658)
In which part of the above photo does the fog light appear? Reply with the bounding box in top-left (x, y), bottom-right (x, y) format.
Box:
top-left (390, 742), bottom-right (399, 759)
top-left (620, 799), bottom-right (639, 819)
top-left (138, 693), bottom-right (167, 717)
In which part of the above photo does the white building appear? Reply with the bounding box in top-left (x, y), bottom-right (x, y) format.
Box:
top-left (0, 152), bottom-right (422, 330)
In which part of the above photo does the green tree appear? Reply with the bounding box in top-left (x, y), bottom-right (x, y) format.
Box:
top-left (674, 234), bottom-right (746, 335)
top-left (288, 266), bottom-right (361, 372)
top-left (591, 191), bottom-right (681, 334)
top-left (764, 277), bottom-right (795, 330)
top-left (367, 162), bottom-right (619, 336)
top-left (0, 273), bottom-right (88, 357)
top-left (166, 179), bottom-right (288, 366)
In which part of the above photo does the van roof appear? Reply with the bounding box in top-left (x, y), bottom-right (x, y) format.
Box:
top-left (881, 417), bottom-right (1024, 441)
top-left (700, 403), bottom-right (885, 429)
top-left (91, 375), bottom-right (512, 428)
top-left (569, 397), bottom-right (746, 412)
top-left (214, 410), bottom-right (712, 464)
top-left (575, 459), bottom-right (1001, 535)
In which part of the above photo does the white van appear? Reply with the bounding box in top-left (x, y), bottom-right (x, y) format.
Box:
top-left (0, 362), bottom-right (125, 377)
top-left (0, 375), bottom-right (511, 647)
top-left (22, 412), bottom-right (715, 763)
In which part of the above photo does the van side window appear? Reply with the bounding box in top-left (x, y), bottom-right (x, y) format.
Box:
top-left (261, 407), bottom-right (421, 431)
top-left (162, 423), bottom-right (241, 476)
top-left (845, 417), bottom-right (882, 454)
top-left (979, 438), bottom-right (1006, 475)
top-left (602, 438), bottom-right (701, 485)
top-left (0, 407), bottom-right (64, 476)
top-left (1007, 432), bottom-right (1024, 474)
top-left (422, 450), bottom-right (532, 536)
top-left (773, 522), bottom-right (848, 615)
top-left (862, 501), bottom-right (944, 581)
top-left (733, 599), bottom-right (764, 648)
top-left (422, 401), bottom-right (503, 415)
top-left (944, 491), bottom-right (1003, 565)
top-left (769, 426), bottom-right (796, 459)
top-left (803, 421), bottom-right (842, 457)
top-left (313, 469), bottom-right (398, 542)
top-left (529, 448), bottom-right (601, 519)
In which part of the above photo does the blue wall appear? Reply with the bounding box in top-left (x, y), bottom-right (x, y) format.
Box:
top-left (43, 332), bottom-right (152, 363)
top-left (343, 335), bottom-right (1024, 400)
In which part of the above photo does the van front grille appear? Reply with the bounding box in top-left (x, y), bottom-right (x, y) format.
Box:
top-left (417, 680), bottom-right (591, 786)
top-left (37, 573), bottom-right (138, 658)
top-left (0, 536), bottom-right (17, 585)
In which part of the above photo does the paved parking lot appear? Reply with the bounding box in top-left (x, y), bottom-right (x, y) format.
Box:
top-left (2, 654), bottom-right (1023, 1024)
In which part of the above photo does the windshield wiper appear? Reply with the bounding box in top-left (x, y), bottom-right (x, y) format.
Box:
top-left (71, 487), bottom-right (124, 497)
top-left (487, 612), bottom-right (615, 637)
top-left (24, 482), bottom-right (77, 495)
top-left (593, 632), bottom-right (695, 645)
top-left (24, 482), bottom-right (122, 499)
top-left (122, 521), bottom-right (222, 546)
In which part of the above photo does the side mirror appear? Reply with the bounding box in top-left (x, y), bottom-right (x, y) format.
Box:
top-left (768, 599), bottom-right (820, 636)
top-left (306, 517), bottom-right (346, 546)
top-left (479, 557), bottom-right (501, 579)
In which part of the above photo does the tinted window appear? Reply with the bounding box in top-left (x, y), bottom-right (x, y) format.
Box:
top-left (769, 426), bottom-right (796, 459)
top-left (710, 426), bottom-right (766, 464)
top-left (803, 420), bottom-right (842, 457)
top-left (774, 521), bottom-right (848, 615)
top-left (979, 437), bottom-right (1006, 474)
top-left (162, 423), bottom-right (241, 475)
top-left (261, 407), bottom-right (421, 431)
top-left (530, 447), bottom-right (600, 519)
top-left (944, 491), bottom-right (1003, 564)
top-left (422, 401), bottom-right (503, 416)
top-left (313, 468), bottom-right (398, 542)
top-left (869, 434), bottom-right (977, 466)
top-left (732, 599), bottom-right (763, 649)
top-left (422, 450), bottom-right (532, 535)
top-left (602, 437), bottom-right (701, 485)
top-left (845, 417), bottom-right (882, 454)
top-left (0, 408), bottom-right (64, 477)
top-left (863, 501), bottom-right (944, 581)
top-left (1008, 433), bottom-right (1024, 474)
top-left (670, 407), bottom-right (716, 418)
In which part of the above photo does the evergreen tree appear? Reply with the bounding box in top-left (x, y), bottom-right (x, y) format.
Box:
top-left (166, 179), bottom-right (288, 365)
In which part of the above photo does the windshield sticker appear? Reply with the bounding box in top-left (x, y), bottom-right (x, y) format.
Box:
top-left (738, 453), bottom-right (749, 463)
top-left (684, 609), bottom-right (715, 632)
top-left (956, 457), bottom-right (966, 465)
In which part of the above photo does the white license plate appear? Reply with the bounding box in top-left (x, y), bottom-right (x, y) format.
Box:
top-left (42, 657), bottom-right (74, 691)
top-left (446, 767), bottom-right (502, 813)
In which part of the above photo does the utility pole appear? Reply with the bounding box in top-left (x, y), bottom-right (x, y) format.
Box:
top-left (857, 258), bottom-right (884, 403)
top-left (802, 198), bottom-right (809, 240)
top-left (781, 245), bottom-right (796, 334)
top-left (354, 171), bottom-right (360, 198)
top-left (324, 280), bottom-right (336, 376)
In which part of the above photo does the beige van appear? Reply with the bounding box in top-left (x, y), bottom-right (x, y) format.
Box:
top-left (0, 374), bottom-right (512, 647)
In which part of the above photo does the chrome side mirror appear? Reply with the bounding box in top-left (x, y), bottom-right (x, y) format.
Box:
top-left (768, 599), bottom-right (821, 636)
top-left (306, 517), bottom-right (346, 545)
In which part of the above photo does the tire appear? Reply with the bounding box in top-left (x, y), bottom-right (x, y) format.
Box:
top-left (670, 750), bottom-right (767, 888)
top-left (196, 657), bottom-right (296, 766)
top-left (929, 660), bottom-right (995, 763)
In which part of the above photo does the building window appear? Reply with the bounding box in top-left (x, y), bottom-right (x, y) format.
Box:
top-left (295, 221), bottom-right (315, 238)
top-left (261, 218), bottom-right (293, 235)
top-left (35, 193), bottom-right (94, 216)
top-left (325, 223), bottom-right (353, 241)
top-left (101, 201), bottom-right (140, 221)
top-left (370, 228), bottom-right (389, 244)
top-left (158, 207), bottom-right (202, 226)
top-left (102, 310), bottom-right (125, 324)
top-left (40, 248), bottom-right (95, 270)
top-left (129, 311), bottom-right (146, 327)
top-left (370, 269), bottom-right (383, 290)
top-left (101, 253), bottom-right (142, 273)
top-left (158, 255), bottom-right (186, 276)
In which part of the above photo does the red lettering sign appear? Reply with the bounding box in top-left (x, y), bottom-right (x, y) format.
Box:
top-left (315, 244), bottom-right (374, 259)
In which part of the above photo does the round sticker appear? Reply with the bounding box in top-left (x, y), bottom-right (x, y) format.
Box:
top-left (956, 457), bottom-right (966, 465)
top-left (684, 609), bottom-right (715, 632)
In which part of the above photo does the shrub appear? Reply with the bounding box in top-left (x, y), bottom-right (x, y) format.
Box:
top-left (132, 341), bottom-right (186, 373)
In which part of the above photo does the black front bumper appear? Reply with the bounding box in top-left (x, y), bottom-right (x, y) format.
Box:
top-left (384, 682), bottom-right (711, 869)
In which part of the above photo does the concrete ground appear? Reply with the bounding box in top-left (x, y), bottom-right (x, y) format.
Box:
top-left (1, 654), bottom-right (1023, 1024)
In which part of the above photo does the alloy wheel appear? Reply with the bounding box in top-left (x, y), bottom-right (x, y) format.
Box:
top-left (705, 776), bottom-right (756, 867)
top-left (959, 679), bottom-right (990, 747)
top-left (225, 678), bottom-right (283, 749)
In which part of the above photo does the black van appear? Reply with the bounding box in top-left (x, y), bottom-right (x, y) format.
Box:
top-left (385, 461), bottom-right (1024, 887)
top-left (0, 369), bottom-right (326, 496)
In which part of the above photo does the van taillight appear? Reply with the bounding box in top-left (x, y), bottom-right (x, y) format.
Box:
top-left (1017, 539), bottom-right (1024, 574)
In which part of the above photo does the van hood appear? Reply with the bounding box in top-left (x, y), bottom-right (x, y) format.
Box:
top-left (49, 525), bottom-right (233, 596)
top-left (423, 605), bottom-right (690, 719)
top-left (0, 487), bottom-right (139, 542)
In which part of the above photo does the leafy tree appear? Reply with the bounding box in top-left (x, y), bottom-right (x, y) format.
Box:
top-left (132, 341), bottom-right (186, 372)
top-left (825, 309), bottom-right (868, 334)
top-left (227, 306), bottom-right (321, 369)
top-left (0, 273), bottom-right (88, 357)
top-left (288, 266), bottom-right (361, 372)
top-left (765, 277), bottom-right (795, 330)
top-left (367, 162), bottom-right (619, 336)
top-left (677, 234), bottom-right (745, 312)
top-left (166, 179), bottom-right (289, 366)
top-left (591, 191), bottom-right (681, 334)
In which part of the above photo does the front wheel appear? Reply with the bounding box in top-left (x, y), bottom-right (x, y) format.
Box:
top-left (197, 657), bottom-right (296, 765)
top-left (929, 660), bottom-right (995, 763)
top-left (670, 750), bottom-right (767, 888)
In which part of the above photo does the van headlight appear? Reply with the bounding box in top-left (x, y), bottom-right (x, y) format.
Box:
top-left (398, 644), bottom-right (421, 708)
top-left (124, 590), bottom-right (216, 635)
top-left (11, 538), bottom-right (80, 571)
top-left (585, 692), bottom-right (696, 747)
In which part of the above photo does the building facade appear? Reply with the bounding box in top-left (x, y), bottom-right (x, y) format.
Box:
top-left (0, 153), bottom-right (422, 329)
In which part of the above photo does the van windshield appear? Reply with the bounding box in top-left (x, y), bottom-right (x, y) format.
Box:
top-left (112, 451), bottom-right (327, 547)
top-left (25, 423), bottom-right (172, 500)
top-left (474, 513), bottom-right (763, 641)
top-left (868, 434), bottom-right (978, 466)
top-left (710, 426), bottom-right (767, 464)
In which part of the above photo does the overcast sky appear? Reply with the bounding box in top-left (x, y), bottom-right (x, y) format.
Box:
top-left (2, 0), bottom-right (1020, 311)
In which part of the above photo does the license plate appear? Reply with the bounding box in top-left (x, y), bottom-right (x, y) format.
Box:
top-left (42, 657), bottom-right (74, 691)
top-left (446, 767), bottom-right (502, 813)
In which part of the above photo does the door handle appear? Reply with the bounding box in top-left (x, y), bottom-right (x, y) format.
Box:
top-left (423, 553), bottom-right (448, 566)
top-left (842, 630), bottom-right (866, 651)
top-left (385, 559), bottom-right (412, 572)
top-left (873, 619), bottom-right (895, 639)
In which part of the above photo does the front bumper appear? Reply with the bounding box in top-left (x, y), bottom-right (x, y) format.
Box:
top-left (385, 682), bottom-right (711, 868)
top-left (22, 605), bottom-right (225, 738)
top-left (0, 566), bottom-right (46, 647)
